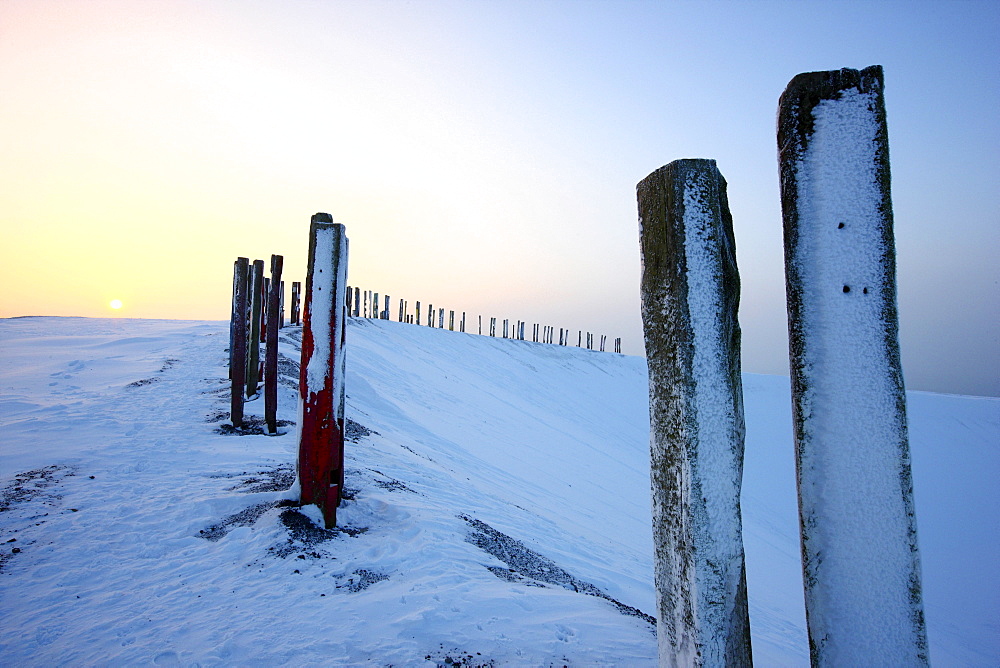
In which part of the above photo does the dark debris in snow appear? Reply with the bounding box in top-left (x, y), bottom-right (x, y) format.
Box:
top-left (461, 514), bottom-right (655, 627)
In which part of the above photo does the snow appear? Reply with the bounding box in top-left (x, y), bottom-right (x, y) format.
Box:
top-left (1, 316), bottom-right (997, 665)
top-left (790, 85), bottom-right (926, 662)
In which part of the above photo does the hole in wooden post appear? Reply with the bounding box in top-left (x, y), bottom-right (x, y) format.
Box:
top-left (843, 285), bottom-right (850, 293)
top-left (838, 222), bottom-right (845, 229)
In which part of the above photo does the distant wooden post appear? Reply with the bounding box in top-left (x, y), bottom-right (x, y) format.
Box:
top-left (291, 282), bottom-right (301, 325)
top-left (503, 319), bottom-right (508, 339)
top-left (264, 254), bottom-right (283, 434)
top-left (297, 213), bottom-right (349, 529)
top-left (230, 257), bottom-right (249, 427)
top-left (372, 292), bottom-right (378, 319)
top-left (461, 312), bottom-right (466, 333)
top-left (778, 66), bottom-right (927, 665)
top-left (246, 259), bottom-right (264, 397)
top-left (428, 304), bottom-right (434, 327)
top-left (261, 277), bottom-right (270, 343)
top-left (449, 310), bottom-right (455, 331)
top-left (346, 285), bottom-right (353, 316)
top-left (478, 315), bottom-right (482, 335)
top-left (416, 301), bottom-right (421, 325)
top-left (490, 317), bottom-right (496, 336)
top-left (638, 158), bottom-right (751, 666)
top-left (279, 280), bottom-right (285, 329)
top-left (439, 308), bottom-right (445, 328)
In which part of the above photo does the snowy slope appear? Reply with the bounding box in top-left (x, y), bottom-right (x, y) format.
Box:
top-left (1, 317), bottom-right (997, 666)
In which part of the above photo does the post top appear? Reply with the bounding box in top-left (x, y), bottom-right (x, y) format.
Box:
top-left (311, 212), bottom-right (334, 223)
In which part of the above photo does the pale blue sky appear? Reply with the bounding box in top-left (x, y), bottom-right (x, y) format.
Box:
top-left (2, 0), bottom-right (997, 395)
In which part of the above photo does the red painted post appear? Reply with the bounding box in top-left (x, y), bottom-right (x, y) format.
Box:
top-left (265, 254), bottom-right (283, 434)
top-left (230, 257), bottom-right (249, 428)
top-left (297, 213), bottom-right (348, 528)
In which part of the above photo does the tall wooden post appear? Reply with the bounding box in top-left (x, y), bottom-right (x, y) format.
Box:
top-left (265, 254), bottom-right (283, 434)
top-left (229, 259), bottom-right (241, 379)
top-left (353, 287), bottom-right (360, 317)
top-left (439, 308), bottom-right (445, 328)
top-left (428, 304), bottom-right (434, 327)
top-left (230, 257), bottom-right (249, 428)
top-left (246, 259), bottom-right (264, 397)
top-left (461, 312), bottom-right (466, 333)
top-left (639, 158), bottom-right (751, 666)
top-left (297, 213), bottom-right (348, 528)
top-left (778, 66), bottom-right (927, 665)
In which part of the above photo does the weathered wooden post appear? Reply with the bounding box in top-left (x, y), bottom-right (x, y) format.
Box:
top-left (490, 317), bottom-right (496, 337)
top-left (478, 315), bottom-right (482, 335)
top-left (261, 277), bottom-right (270, 343)
top-left (778, 66), bottom-right (928, 665)
top-left (638, 158), bottom-right (752, 666)
top-left (264, 254), bottom-right (283, 434)
top-left (439, 308), bottom-right (445, 328)
top-left (246, 259), bottom-right (265, 397)
top-left (503, 319), bottom-right (509, 339)
top-left (346, 285), bottom-right (353, 316)
top-left (229, 258), bottom-right (241, 379)
top-left (461, 312), bottom-right (466, 333)
top-left (428, 304), bottom-right (434, 327)
top-left (297, 213), bottom-right (349, 528)
top-left (449, 310), bottom-right (455, 331)
top-left (291, 281), bottom-right (301, 325)
top-left (230, 257), bottom-right (249, 427)
top-left (373, 292), bottom-right (379, 319)
top-left (279, 280), bottom-right (285, 329)
top-left (416, 301), bottom-right (421, 325)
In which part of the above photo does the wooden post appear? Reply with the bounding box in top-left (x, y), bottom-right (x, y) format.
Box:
top-left (638, 158), bottom-right (751, 666)
top-left (428, 304), bottom-right (434, 327)
top-left (416, 301), bottom-right (421, 325)
top-left (352, 287), bottom-right (360, 317)
top-left (291, 282), bottom-right (301, 325)
top-left (279, 280), bottom-right (285, 329)
top-left (373, 292), bottom-right (379, 319)
top-left (229, 259), bottom-right (240, 379)
top-left (383, 295), bottom-right (389, 320)
top-left (261, 277), bottom-right (270, 343)
top-left (230, 257), bottom-right (249, 427)
top-left (461, 312), bottom-right (466, 333)
top-left (478, 315), bottom-right (482, 335)
top-left (490, 317), bottom-right (496, 337)
top-left (265, 254), bottom-right (283, 434)
top-left (778, 66), bottom-right (927, 664)
top-left (246, 259), bottom-right (264, 397)
top-left (399, 298), bottom-right (404, 322)
top-left (449, 310), bottom-right (455, 331)
top-left (346, 285), bottom-right (353, 316)
top-left (439, 308), bottom-right (445, 328)
top-left (297, 213), bottom-right (348, 528)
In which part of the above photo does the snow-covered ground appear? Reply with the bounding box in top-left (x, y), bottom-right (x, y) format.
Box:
top-left (1, 316), bottom-right (996, 666)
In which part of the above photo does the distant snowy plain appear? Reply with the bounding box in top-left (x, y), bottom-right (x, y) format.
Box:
top-left (1, 317), bottom-right (996, 666)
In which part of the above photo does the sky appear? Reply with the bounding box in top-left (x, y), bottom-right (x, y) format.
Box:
top-left (1, 0), bottom-right (997, 397)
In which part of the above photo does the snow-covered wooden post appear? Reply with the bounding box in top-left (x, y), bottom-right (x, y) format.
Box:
top-left (230, 257), bottom-right (250, 427)
top-left (638, 158), bottom-right (752, 666)
top-left (778, 66), bottom-right (928, 665)
top-left (246, 259), bottom-right (264, 397)
top-left (264, 254), bottom-right (283, 435)
top-left (297, 213), bottom-right (349, 529)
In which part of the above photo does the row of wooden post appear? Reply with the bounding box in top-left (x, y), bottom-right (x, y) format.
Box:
top-left (229, 255), bottom-right (285, 435)
top-left (345, 285), bottom-right (621, 353)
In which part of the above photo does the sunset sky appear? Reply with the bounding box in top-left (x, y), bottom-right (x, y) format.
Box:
top-left (2, 0), bottom-right (997, 396)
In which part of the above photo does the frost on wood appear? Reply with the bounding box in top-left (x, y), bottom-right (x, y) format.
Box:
top-left (297, 213), bottom-right (349, 528)
top-left (778, 66), bottom-right (928, 666)
top-left (637, 159), bottom-right (751, 667)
